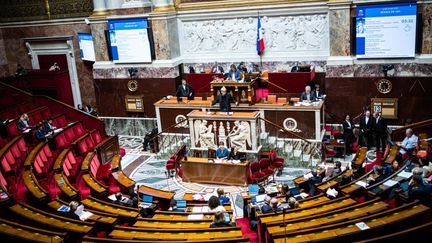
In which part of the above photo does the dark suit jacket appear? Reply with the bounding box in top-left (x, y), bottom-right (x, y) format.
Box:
top-left (35, 129), bottom-right (46, 141)
top-left (212, 94), bottom-right (235, 112)
top-left (359, 116), bottom-right (375, 134)
top-left (374, 117), bottom-right (387, 135)
top-left (17, 119), bottom-right (29, 131)
top-left (176, 84), bottom-right (193, 99)
top-left (313, 90), bottom-right (325, 99)
top-left (211, 66), bottom-right (224, 73)
top-left (300, 92), bottom-right (316, 102)
top-left (342, 120), bottom-right (354, 137)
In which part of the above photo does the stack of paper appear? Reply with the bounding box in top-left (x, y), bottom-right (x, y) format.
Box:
top-left (192, 194), bottom-right (204, 201)
top-left (383, 179), bottom-right (398, 187)
top-left (355, 181), bottom-right (368, 188)
top-left (398, 171), bottom-right (412, 179)
top-left (188, 214), bottom-right (204, 220)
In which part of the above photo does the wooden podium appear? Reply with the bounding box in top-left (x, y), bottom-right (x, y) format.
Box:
top-left (210, 80), bottom-right (256, 105)
top-left (187, 110), bottom-right (261, 153)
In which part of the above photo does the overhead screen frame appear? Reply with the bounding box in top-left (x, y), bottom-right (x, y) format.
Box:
top-left (77, 32), bottom-right (96, 62)
top-left (107, 17), bottom-right (154, 64)
top-left (355, 1), bottom-right (418, 59)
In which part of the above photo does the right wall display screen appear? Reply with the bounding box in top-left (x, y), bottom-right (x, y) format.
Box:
top-left (356, 2), bottom-right (417, 58)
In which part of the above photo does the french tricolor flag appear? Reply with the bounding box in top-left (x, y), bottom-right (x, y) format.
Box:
top-left (256, 16), bottom-right (265, 55)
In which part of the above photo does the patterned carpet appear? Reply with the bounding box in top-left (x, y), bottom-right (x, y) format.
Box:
top-left (118, 135), bottom-right (322, 217)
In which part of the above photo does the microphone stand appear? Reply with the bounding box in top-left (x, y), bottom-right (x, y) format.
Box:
top-left (283, 207), bottom-right (287, 243)
top-left (165, 171), bottom-right (171, 191)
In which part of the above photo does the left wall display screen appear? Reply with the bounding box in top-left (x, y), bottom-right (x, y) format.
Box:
top-left (78, 33), bottom-right (96, 62)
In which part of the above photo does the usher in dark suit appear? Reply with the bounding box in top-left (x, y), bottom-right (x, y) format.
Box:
top-left (176, 84), bottom-right (194, 100)
top-left (342, 119), bottom-right (355, 154)
top-left (359, 115), bottom-right (375, 149)
top-left (374, 116), bottom-right (387, 152)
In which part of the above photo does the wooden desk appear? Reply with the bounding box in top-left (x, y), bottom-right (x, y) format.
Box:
top-left (112, 171), bottom-right (135, 190)
top-left (82, 174), bottom-right (107, 196)
top-left (182, 157), bottom-right (250, 186)
top-left (22, 169), bottom-right (48, 202)
top-left (52, 149), bottom-right (69, 172)
top-left (81, 196), bottom-right (139, 218)
top-left (210, 80), bottom-right (256, 104)
top-left (138, 184), bottom-right (175, 211)
top-left (54, 172), bottom-right (79, 199)
top-left (0, 217), bottom-right (65, 243)
top-left (111, 154), bottom-right (121, 172)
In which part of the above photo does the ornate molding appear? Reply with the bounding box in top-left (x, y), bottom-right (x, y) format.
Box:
top-left (176, 0), bottom-right (328, 11)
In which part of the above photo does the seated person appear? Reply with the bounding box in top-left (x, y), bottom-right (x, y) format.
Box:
top-left (287, 197), bottom-right (300, 209)
top-left (237, 62), bottom-right (248, 73)
top-left (208, 195), bottom-right (226, 212)
top-left (34, 124), bottom-right (47, 142)
top-left (227, 64), bottom-right (240, 81)
top-left (217, 188), bottom-right (230, 204)
top-left (308, 169), bottom-right (323, 196)
top-left (211, 62), bottom-right (224, 74)
top-left (300, 85), bottom-right (316, 102)
top-left (142, 127), bottom-right (158, 151)
top-left (17, 113), bottom-right (31, 131)
top-left (85, 104), bottom-right (98, 116)
top-left (313, 84), bottom-right (325, 100)
top-left (228, 146), bottom-right (244, 161)
top-left (211, 86), bottom-right (237, 112)
top-left (398, 128), bottom-right (418, 157)
top-left (408, 175), bottom-right (432, 207)
top-left (332, 161), bottom-right (343, 176)
top-left (278, 184), bottom-right (293, 200)
top-left (216, 142), bottom-right (229, 159)
top-left (64, 201), bottom-right (80, 220)
top-left (385, 160), bottom-right (400, 176)
top-left (261, 197), bottom-right (283, 213)
top-left (43, 118), bottom-right (56, 132)
top-left (113, 192), bottom-right (133, 207)
top-left (369, 165), bottom-right (387, 186)
top-left (210, 211), bottom-right (235, 228)
top-left (176, 79), bottom-right (194, 101)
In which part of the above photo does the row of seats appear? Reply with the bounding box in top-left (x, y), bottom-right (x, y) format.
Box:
top-left (250, 149), bottom-right (285, 184)
top-left (6, 106), bottom-right (51, 137)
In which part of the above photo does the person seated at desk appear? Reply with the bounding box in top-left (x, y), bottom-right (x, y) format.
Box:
top-left (43, 117), bottom-right (56, 132)
top-left (208, 195), bottom-right (226, 212)
top-left (176, 79), bottom-right (194, 101)
top-left (17, 113), bottom-right (31, 131)
top-left (278, 184), bottom-right (293, 201)
top-left (228, 146), bottom-right (244, 161)
top-left (261, 197), bottom-right (283, 213)
top-left (217, 188), bottom-right (230, 204)
top-left (227, 64), bottom-right (241, 81)
top-left (113, 192), bottom-right (133, 207)
top-left (34, 124), bottom-right (47, 142)
top-left (408, 175), bottom-right (432, 207)
top-left (216, 142), bottom-right (229, 159)
top-left (212, 86), bottom-right (238, 112)
top-left (65, 201), bottom-right (80, 220)
top-left (369, 165), bottom-right (387, 186)
top-left (287, 197), bottom-right (300, 209)
top-left (313, 84), bottom-right (325, 100)
top-left (168, 199), bottom-right (186, 212)
top-left (211, 62), bottom-right (224, 74)
top-left (300, 85), bottom-right (316, 102)
top-left (398, 128), bottom-right (418, 159)
top-left (308, 169), bottom-right (322, 196)
top-left (210, 211), bottom-right (235, 228)
top-left (237, 62), bottom-right (248, 73)
top-left (142, 127), bottom-right (158, 151)
top-left (385, 160), bottom-right (400, 176)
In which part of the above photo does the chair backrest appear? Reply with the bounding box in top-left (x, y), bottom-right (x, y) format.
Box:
top-left (17, 138), bottom-right (27, 153)
top-left (86, 137), bottom-right (95, 151)
top-left (91, 131), bottom-right (102, 145)
top-left (65, 129), bottom-right (75, 143)
top-left (259, 159), bottom-right (270, 169)
top-left (55, 134), bottom-right (67, 148)
top-left (10, 145), bottom-right (21, 159)
top-left (67, 151), bottom-right (77, 165)
top-left (43, 145), bottom-right (52, 157)
top-left (5, 151), bottom-right (15, 166)
top-left (1, 157), bottom-right (12, 173)
top-left (208, 148), bottom-right (216, 159)
top-left (0, 171), bottom-right (7, 189)
top-left (7, 122), bottom-right (19, 137)
top-left (34, 162), bottom-right (43, 175)
top-left (250, 162), bottom-right (260, 173)
top-left (78, 140), bottom-right (89, 154)
top-left (63, 165), bottom-right (70, 177)
top-left (74, 124), bottom-right (85, 137)
top-left (267, 95), bottom-right (277, 103)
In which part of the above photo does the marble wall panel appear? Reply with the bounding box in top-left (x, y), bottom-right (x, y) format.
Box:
top-left (0, 23), bottom-right (96, 106)
top-left (93, 66), bottom-right (180, 79)
top-left (102, 117), bottom-right (157, 136)
top-left (151, 17), bottom-right (181, 60)
top-left (90, 22), bottom-right (110, 62)
top-left (329, 8), bottom-right (351, 56)
top-left (420, 3), bottom-right (432, 54)
top-left (327, 63), bottom-right (432, 78)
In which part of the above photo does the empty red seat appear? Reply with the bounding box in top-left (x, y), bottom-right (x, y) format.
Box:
top-left (65, 129), bottom-right (75, 143)
top-left (74, 124), bottom-right (86, 137)
top-left (86, 137), bottom-right (95, 151)
top-left (17, 138), bottom-right (27, 153)
top-left (78, 140), bottom-right (89, 155)
top-left (7, 122), bottom-right (19, 137)
top-left (250, 162), bottom-right (266, 184)
top-left (91, 131), bottom-right (103, 145)
top-left (54, 115), bottom-right (67, 128)
top-left (1, 157), bottom-right (12, 174)
top-left (55, 134), bottom-right (68, 148)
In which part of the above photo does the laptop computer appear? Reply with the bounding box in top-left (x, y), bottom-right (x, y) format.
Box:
top-left (140, 195), bottom-right (153, 208)
top-left (255, 194), bottom-right (266, 203)
top-left (176, 200), bottom-right (187, 209)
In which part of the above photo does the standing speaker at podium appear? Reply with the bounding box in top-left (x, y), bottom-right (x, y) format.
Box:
top-left (212, 86), bottom-right (237, 112)
top-left (176, 79), bottom-right (194, 101)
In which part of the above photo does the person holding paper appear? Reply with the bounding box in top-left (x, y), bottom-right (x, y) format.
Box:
top-left (216, 142), bottom-right (229, 159)
top-left (17, 113), bottom-right (31, 131)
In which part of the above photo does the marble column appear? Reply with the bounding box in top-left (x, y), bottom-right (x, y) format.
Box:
top-left (93, 0), bottom-right (107, 12)
top-left (106, 0), bottom-right (123, 9)
top-left (0, 29), bottom-right (9, 77)
top-left (328, 1), bottom-right (352, 57)
top-left (153, 0), bottom-right (175, 12)
top-left (90, 22), bottom-right (110, 61)
top-left (150, 14), bottom-right (180, 60)
top-left (419, 2), bottom-right (432, 54)
top-left (122, 0), bottom-right (152, 8)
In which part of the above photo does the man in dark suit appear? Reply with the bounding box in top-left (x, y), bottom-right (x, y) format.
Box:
top-left (212, 86), bottom-right (238, 112)
top-left (176, 79), bottom-right (194, 101)
top-left (34, 124), bottom-right (47, 142)
top-left (359, 110), bottom-right (375, 149)
top-left (312, 84), bottom-right (325, 100)
top-left (342, 114), bottom-right (355, 155)
top-left (300, 85), bottom-right (316, 102)
top-left (373, 112), bottom-right (387, 152)
top-left (211, 62), bottom-right (224, 74)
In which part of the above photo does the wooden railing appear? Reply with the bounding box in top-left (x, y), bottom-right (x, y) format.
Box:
top-left (391, 118), bottom-right (432, 141)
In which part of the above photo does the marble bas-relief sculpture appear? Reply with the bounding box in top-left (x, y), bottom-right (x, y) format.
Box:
top-left (228, 121), bottom-right (251, 150)
top-left (194, 120), bottom-right (216, 148)
top-left (181, 14), bottom-right (328, 54)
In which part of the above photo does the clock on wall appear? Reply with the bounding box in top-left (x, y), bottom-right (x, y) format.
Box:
top-left (127, 80), bottom-right (138, 92)
top-left (376, 78), bottom-right (392, 94)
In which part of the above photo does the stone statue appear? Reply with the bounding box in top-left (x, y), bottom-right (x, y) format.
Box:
top-left (228, 121), bottom-right (251, 150)
top-left (194, 120), bottom-right (215, 148)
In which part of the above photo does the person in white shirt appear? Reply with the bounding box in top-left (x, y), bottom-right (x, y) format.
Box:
top-left (208, 195), bottom-right (226, 212)
top-left (399, 128), bottom-right (418, 155)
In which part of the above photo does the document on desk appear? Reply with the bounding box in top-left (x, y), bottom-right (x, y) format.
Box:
top-left (398, 171), bottom-right (412, 179)
top-left (188, 214), bottom-right (204, 220)
top-left (355, 222), bottom-right (370, 231)
top-left (383, 179), bottom-right (398, 187)
top-left (355, 181), bottom-right (368, 188)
